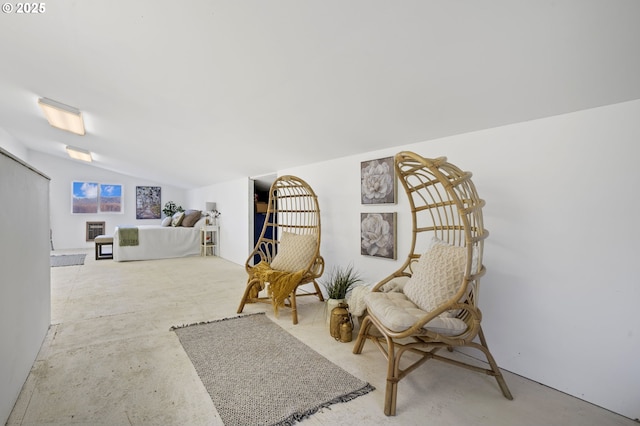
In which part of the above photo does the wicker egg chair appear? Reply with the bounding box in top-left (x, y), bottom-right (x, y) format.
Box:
top-left (237, 175), bottom-right (325, 324)
top-left (353, 151), bottom-right (513, 416)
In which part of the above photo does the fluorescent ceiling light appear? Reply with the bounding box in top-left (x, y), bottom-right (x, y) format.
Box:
top-left (38, 97), bottom-right (86, 135)
top-left (66, 146), bottom-right (92, 162)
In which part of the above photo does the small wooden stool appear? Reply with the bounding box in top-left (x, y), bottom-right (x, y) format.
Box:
top-left (95, 235), bottom-right (113, 260)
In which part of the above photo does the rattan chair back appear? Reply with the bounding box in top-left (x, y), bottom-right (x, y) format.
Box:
top-left (398, 152), bottom-right (486, 317)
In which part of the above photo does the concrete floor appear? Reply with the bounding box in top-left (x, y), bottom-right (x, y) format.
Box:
top-left (7, 250), bottom-right (637, 426)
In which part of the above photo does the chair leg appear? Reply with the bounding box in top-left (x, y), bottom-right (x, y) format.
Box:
top-left (477, 326), bottom-right (513, 400)
top-left (383, 335), bottom-right (401, 416)
top-left (290, 291), bottom-right (298, 325)
top-left (355, 316), bottom-right (427, 416)
top-left (352, 315), bottom-right (400, 415)
top-left (352, 315), bottom-right (372, 354)
top-left (311, 279), bottom-right (325, 302)
top-left (237, 290), bottom-right (248, 314)
top-left (354, 318), bottom-right (511, 416)
top-left (237, 279), bottom-right (259, 314)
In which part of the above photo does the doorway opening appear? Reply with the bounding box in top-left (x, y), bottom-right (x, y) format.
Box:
top-left (250, 174), bottom-right (276, 264)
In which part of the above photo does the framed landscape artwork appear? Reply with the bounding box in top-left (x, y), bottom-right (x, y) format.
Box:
top-left (361, 156), bottom-right (396, 204)
top-left (136, 186), bottom-right (161, 219)
top-left (99, 184), bottom-right (123, 213)
top-left (360, 212), bottom-right (397, 259)
top-left (72, 182), bottom-right (122, 214)
top-left (72, 181), bottom-right (98, 213)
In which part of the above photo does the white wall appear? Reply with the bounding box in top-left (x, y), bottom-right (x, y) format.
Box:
top-left (0, 127), bottom-right (28, 162)
top-left (186, 177), bottom-right (252, 265)
top-left (279, 99), bottom-right (640, 420)
top-left (0, 149), bottom-right (50, 425)
top-left (27, 151), bottom-right (189, 250)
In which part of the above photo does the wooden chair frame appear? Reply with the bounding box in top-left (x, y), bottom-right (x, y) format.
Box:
top-left (353, 151), bottom-right (513, 415)
top-left (237, 175), bottom-right (325, 324)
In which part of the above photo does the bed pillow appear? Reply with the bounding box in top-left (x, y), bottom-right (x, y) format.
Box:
top-left (161, 217), bottom-right (172, 227)
top-left (171, 211), bottom-right (185, 227)
top-left (181, 209), bottom-right (202, 227)
top-left (270, 232), bottom-right (317, 273)
top-left (403, 243), bottom-right (467, 315)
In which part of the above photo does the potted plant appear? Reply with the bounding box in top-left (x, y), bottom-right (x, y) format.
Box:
top-left (162, 201), bottom-right (184, 218)
top-left (320, 264), bottom-right (362, 325)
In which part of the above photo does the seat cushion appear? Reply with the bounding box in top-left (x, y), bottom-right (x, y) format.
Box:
top-left (270, 232), bottom-right (317, 273)
top-left (403, 243), bottom-right (467, 316)
top-left (365, 291), bottom-right (467, 335)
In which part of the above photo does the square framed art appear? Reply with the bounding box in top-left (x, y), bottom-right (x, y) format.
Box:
top-left (71, 181), bottom-right (98, 213)
top-left (361, 156), bottom-right (396, 204)
top-left (360, 212), bottom-right (396, 259)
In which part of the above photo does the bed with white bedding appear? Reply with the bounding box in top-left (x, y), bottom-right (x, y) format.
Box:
top-left (113, 217), bottom-right (204, 262)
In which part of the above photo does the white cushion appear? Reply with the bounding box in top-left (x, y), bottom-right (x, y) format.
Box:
top-left (403, 243), bottom-right (467, 315)
top-left (161, 217), bottom-right (172, 227)
top-left (270, 232), bottom-right (317, 273)
top-left (429, 236), bottom-right (479, 273)
top-left (365, 292), bottom-right (467, 335)
top-left (379, 276), bottom-right (409, 293)
top-left (171, 211), bottom-right (185, 227)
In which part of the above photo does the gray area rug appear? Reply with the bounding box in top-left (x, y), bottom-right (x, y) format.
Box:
top-left (50, 254), bottom-right (86, 267)
top-left (172, 313), bottom-right (374, 426)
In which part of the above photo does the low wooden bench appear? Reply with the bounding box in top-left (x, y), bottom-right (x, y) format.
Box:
top-left (95, 235), bottom-right (113, 260)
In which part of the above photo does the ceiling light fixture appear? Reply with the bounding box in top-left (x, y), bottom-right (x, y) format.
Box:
top-left (38, 97), bottom-right (86, 135)
top-left (66, 146), bottom-right (92, 162)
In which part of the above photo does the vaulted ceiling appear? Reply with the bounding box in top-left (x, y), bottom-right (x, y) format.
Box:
top-left (1, 0), bottom-right (639, 188)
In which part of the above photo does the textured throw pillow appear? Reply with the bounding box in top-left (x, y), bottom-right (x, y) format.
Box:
top-left (171, 211), bottom-right (185, 227)
top-left (161, 217), bottom-right (172, 227)
top-left (270, 232), bottom-right (317, 273)
top-left (430, 236), bottom-right (479, 274)
top-left (403, 244), bottom-right (467, 314)
top-left (181, 209), bottom-right (202, 227)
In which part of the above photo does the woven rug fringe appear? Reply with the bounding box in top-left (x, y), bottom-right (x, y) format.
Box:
top-left (274, 383), bottom-right (375, 426)
top-left (169, 312), bottom-right (264, 331)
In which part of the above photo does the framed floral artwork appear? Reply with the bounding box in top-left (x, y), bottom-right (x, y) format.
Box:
top-left (361, 156), bottom-right (396, 204)
top-left (361, 212), bottom-right (396, 259)
top-left (136, 186), bottom-right (161, 219)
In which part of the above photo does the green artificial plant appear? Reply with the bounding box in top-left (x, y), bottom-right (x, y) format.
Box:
top-left (321, 264), bottom-right (363, 300)
top-left (162, 201), bottom-right (184, 217)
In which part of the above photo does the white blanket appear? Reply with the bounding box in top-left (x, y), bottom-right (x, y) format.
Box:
top-left (113, 225), bottom-right (201, 262)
